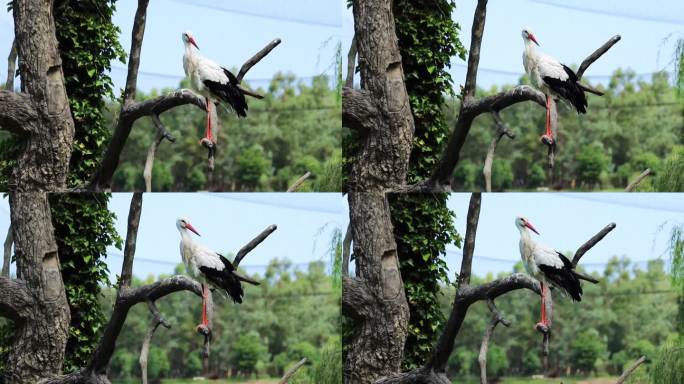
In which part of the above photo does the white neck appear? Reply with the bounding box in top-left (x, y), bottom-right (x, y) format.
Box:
top-left (180, 228), bottom-right (194, 245)
top-left (184, 43), bottom-right (197, 58)
top-left (518, 226), bottom-right (533, 244)
top-left (524, 39), bottom-right (537, 55)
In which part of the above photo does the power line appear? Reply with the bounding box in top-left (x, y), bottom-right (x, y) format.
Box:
top-left (529, 0), bottom-right (684, 25)
top-left (449, 62), bottom-right (671, 81)
top-left (106, 251), bottom-right (327, 270)
top-left (208, 194), bottom-right (345, 215)
top-left (445, 249), bottom-right (662, 267)
top-left (110, 65), bottom-right (333, 83)
top-left (171, 0), bottom-right (341, 28)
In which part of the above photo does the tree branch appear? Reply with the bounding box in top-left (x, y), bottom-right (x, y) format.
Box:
top-left (140, 300), bottom-right (170, 384)
top-left (624, 169), bottom-right (651, 192)
top-left (615, 355), bottom-right (646, 384)
top-left (2, 223), bottom-right (12, 278)
top-left (143, 114), bottom-right (175, 192)
top-left (346, 34), bottom-right (357, 88)
top-left (0, 277), bottom-right (33, 322)
top-left (5, 37), bottom-right (17, 91)
top-left (483, 111), bottom-right (515, 192)
top-left (236, 38), bottom-right (282, 83)
top-left (458, 192), bottom-right (481, 287)
top-left (233, 224), bottom-right (277, 267)
top-left (278, 358), bottom-right (308, 384)
top-left (342, 87), bottom-right (378, 133)
top-left (577, 35), bottom-right (621, 79)
top-left (122, 0), bottom-right (149, 105)
top-left (287, 171), bottom-right (311, 192)
top-left (0, 90), bottom-right (38, 135)
top-left (478, 299), bottom-right (510, 384)
top-left (342, 223), bottom-right (352, 277)
top-left (462, 0), bottom-right (488, 98)
top-left (572, 223), bottom-right (616, 267)
top-left (120, 192), bottom-right (143, 288)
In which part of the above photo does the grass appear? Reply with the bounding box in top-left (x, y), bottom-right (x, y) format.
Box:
top-left (454, 376), bottom-right (619, 384)
top-left (113, 379), bottom-right (280, 384)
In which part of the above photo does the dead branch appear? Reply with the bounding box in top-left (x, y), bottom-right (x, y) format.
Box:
top-left (483, 111), bottom-right (515, 192)
top-left (5, 37), bottom-right (17, 91)
top-left (342, 223), bottom-right (352, 277)
top-left (233, 224), bottom-right (278, 267)
top-left (478, 299), bottom-right (510, 384)
top-left (198, 290), bottom-right (214, 376)
top-left (573, 223), bottom-right (617, 267)
top-left (615, 355), bottom-right (647, 384)
top-left (278, 358), bottom-right (308, 384)
top-left (346, 34), bottom-right (357, 88)
top-left (143, 114), bottom-right (176, 192)
top-left (577, 35), bottom-right (622, 79)
top-left (140, 300), bottom-right (170, 384)
top-left (624, 168), bottom-right (651, 192)
top-left (287, 171), bottom-right (311, 192)
top-left (2, 223), bottom-right (12, 278)
top-left (236, 38), bottom-right (282, 83)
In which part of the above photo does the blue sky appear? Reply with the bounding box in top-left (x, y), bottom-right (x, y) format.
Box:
top-left (0, 0), bottom-right (340, 94)
top-left (342, 0), bottom-right (684, 89)
top-left (2, 193), bottom-right (680, 283)
top-left (0, 193), bottom-right (348, 282)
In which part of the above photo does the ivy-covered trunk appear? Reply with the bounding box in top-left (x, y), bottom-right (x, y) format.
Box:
top-left (389, 0), bottom-right (465, 369)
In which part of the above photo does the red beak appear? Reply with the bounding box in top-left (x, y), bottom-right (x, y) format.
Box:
top-left (524, 221), bottom-right (540, 235)
top-left (528, 34), bottom-right (540, 46)
top-left (189, 37), bottom-right (199, 50)
top-left (185, 223), bottom-right (201, 236)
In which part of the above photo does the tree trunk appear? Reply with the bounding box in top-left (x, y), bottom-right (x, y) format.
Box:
top-left (4, 193), bottom-right (70, 383)
top-left (10, 0), bottom-right (75, 190)
top-left (343, 193), bottom-right (409, 383)
top-left (342, 0), bottom-right (417, 382)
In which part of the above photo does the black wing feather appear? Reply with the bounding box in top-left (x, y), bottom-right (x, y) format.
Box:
top-left (203, 68), bottom-right (248, 117)
top-left (542, 64), bottom-right (588, 114)
top-left (199, 255), bottom-right (243, 303)
top-left (537, 251), bottom-right (583, 302)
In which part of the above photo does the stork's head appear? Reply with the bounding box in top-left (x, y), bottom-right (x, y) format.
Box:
top-left (521, 28), bottom-right (540, 46)
top-left (182, 30), bottom-right (199, 50)
top-left (515, 216), bottom-right (540, 235)
top-left (176, 217), bottom-right (200, 236)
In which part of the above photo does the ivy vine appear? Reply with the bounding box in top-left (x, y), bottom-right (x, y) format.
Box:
top-left (389, 0), bottom-right (466, 369)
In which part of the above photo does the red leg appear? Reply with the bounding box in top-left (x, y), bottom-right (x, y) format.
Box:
top-left (204, 98), bottom-right (213, 142)
top-left (201, 283), bottom-right (207, 326)
top-left (545, 96), bottom-right (551, 137)
top-left (544, 284), bottom-right (552, 326)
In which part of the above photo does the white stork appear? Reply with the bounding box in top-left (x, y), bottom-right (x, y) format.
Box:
top-left (182, 31), bottom-right (261, 147)
top-left (521, 28), bottom-right (599, 145)
top-left (515, 216), bottom-right (583, 329)
top-left (176, 217), bottom-right (259, 331)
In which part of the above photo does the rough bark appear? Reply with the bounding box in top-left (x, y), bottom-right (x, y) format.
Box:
top-left (3, 0), bottom-right (75, 191)
top-left (139, 301), bottom-right (170, 384)
top-left (343, 194), bottom-right (408, 384)
top-left (478, 300), bottom-right (510, 384)
top-left (0, 193), bottom-right (71, 384)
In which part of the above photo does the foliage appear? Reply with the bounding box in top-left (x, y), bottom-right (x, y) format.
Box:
top-left (49, 193), bottom-right (123, 372)
top-left (651, 339), bottom-right (684, 384)
top-left (571, 329), bottom-right (606, 374)
top-left (110, 74), bottom-right (341, 192)
top-left (53, 0), bottom-right (126, 186)
top-left (449, 70), bottom-right (684, 191)
top-left (389, 0), bottom-right (466, 369)
top-left (107, 260), bottom-right (340, 380)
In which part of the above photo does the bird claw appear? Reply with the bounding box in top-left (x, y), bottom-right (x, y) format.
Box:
top-left (535, 322), bottom-right (549, 333)
top-left (195, 324), bottom-right (211, 336)
top-left (540, 135), bottom-right (554, 146)
top-left (199, 138), bottom-right (215, 149)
